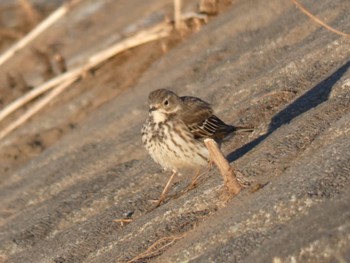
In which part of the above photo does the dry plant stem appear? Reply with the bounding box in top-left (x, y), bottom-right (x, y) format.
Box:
top-left (204, 139), bottom-right (242, 195)
top-left (291, 0), bottom-right (350, 38)
top-left (0, 23), bottom-right (172, 125)
top-left (0, 0), bottom-right (82, 67)
top-left (126, 234), bottom-right (185, 263)
top-left (0, 13), bottom-right (205, 140)
top-left (113, 218), bottom-right (133, 226)
top-left (0, 78), bottom-right (76, 141)
top-left (174, 0), bottom-right (182, 30)
top-left (188, 169), bottom-right (201, 189)
top-left (0, 67), bottom-right (81, 123)
top-left (88, 23), bottom-right (171, 64)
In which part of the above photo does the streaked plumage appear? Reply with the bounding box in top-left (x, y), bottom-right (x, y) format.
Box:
top-left (141, 89), bottom-right (253, 205)
top-left (141, 89), bottom-right (253, 171)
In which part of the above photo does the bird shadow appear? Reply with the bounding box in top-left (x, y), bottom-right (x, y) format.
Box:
top-left (227, 60), bottom-right (350, 163)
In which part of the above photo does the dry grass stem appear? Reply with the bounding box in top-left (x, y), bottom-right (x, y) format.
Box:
top-left (250, 90), bottom-right (296, 104)
top-left (291, 0), bottom-right (350, 38)
top-left (126, 234), bottom-right (185, 263)
top-left (0, 77), bottom-right (77, 140)
top-left (204, 139), bottom-right (242, 195)
top-left (0, 23), bottom-right (172, 127)
top-left (88, 22), bottom-right (171, 64)
top-left (0, 0), bottom-right (82, 67)
top-left (0, 9), bottom-right (206, 140)
top-left (0, 67), bottom-right (81, 124)
top-left (174, 0), bottom-right (182, 30)
top-left (113, 218), bottom-right (133, 226)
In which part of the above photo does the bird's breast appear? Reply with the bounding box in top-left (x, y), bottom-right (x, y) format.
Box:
top-left (141, 118), bottom-right (209, 170)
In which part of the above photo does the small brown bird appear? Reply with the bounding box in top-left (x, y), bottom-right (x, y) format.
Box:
top-left (141, 89), bottom-right (252, 205)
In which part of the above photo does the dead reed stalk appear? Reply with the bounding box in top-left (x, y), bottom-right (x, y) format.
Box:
top-left (0, 0), bottom-right (82, 67)
top-left (174, 0), bottom-right (182, 30)
top-left (126, 234), bottom-right (185, 263)
top-left (0, 77), bottom-right (77, 140)
top-left (0, 3), bottom-right (206, 141)
top-left (0, 23), bottom-right (172, 126)
top-left (291, 0), bottom-right (350, 38)
top-left (204, 139), bottom-right (242, 195)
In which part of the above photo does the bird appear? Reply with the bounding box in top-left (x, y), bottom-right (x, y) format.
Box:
top-left (141, 89), bottom-right (253, 206)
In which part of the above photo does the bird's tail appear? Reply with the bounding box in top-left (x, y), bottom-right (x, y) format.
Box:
top-left (234, 126), bottom-right (254, 133)
top-left (220, 125), bottom-right (254, 141)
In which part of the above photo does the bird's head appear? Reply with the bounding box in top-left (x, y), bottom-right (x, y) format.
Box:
top-left (148, 89), bottom-right (183, 119)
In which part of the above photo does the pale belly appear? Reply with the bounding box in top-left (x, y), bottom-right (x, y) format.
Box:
top-left (142, 118), bottom-right (209, 171)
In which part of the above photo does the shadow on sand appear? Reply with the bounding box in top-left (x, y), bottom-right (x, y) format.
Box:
top-left (227, 61), bottom-right (350, 163)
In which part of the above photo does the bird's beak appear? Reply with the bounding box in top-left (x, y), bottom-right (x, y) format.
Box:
top-left (149, 106), bottom-right (157, 112)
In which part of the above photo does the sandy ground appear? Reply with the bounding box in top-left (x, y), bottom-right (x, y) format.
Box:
top-left (0, 0), bottom-right (349, 262)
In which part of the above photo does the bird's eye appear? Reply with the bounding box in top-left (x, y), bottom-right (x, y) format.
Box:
top-left (164, 99), bottom-right (169, 106)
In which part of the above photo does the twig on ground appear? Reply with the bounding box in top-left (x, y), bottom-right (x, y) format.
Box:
top-left (0, 67), bottom-right (81, 124)
top-left (113, 218), bottom-right (133, 226)
top-left (0, 0), bottom-right (82, 67)
top-left (0, 22), bottom-right (172, 125)
top-left (204, 139), bottom-right (242, 195)
top-left (0, 77), bottom-right (77, 141)
top-left (291, 0), bottom-right (350, 38)
top-left (174, 0), bottom-right (182, 31)
top-left (126, 234), bottom-right (185, 263)
top-left (0, 9), bottom-right (207, 140)
top-left (88, 22), bottom-right (171, 64)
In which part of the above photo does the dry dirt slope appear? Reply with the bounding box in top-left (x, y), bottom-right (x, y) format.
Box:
top-left (0, 0), bottom-right (350, 262)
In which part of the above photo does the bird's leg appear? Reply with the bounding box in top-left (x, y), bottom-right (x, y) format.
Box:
top-left (154, 169), bottom-right (177, 207)
top-left (187, 168), bottom-right (201, 190)
top-left (207, 159), bottom-right (214, 171)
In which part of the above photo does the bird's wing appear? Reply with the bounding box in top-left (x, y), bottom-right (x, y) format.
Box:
top-left (179, 96), bottom-right (235, 140)
top-left (180, 96), bottom-right (213, 123)
top-left (188, 115), bottom-right (236, 140)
